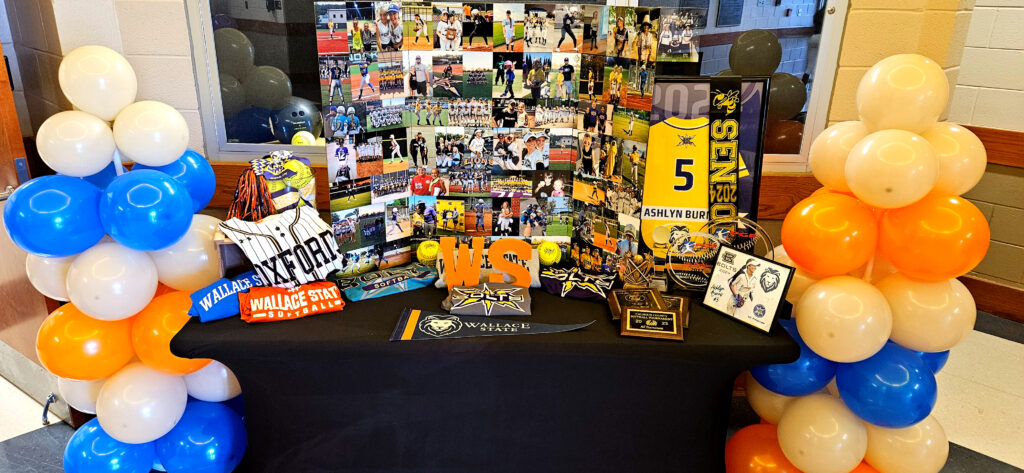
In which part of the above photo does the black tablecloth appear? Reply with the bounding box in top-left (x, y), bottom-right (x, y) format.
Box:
top-left (171, 287), bottom-right (798, 473)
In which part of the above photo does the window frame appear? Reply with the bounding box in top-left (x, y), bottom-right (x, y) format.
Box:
top-left (184, 0), bottom-right (848, 170)
top-left (185, 0), bottom-right (327, 163)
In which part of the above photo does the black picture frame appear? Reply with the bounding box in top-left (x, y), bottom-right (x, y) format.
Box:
top-left (701, 244), bottom-right (793, 334)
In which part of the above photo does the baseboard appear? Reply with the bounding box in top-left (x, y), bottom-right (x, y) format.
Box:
top-left (0, 340), bottom-right (67, 422)
top-left (959, 276), bottom-right (1024, 323)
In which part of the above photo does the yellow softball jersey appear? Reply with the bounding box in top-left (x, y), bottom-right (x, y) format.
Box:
top-left (640, 116), bottom-right (710, 255)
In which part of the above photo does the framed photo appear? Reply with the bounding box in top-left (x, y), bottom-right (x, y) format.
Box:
top-left (620, 308), bottom-right (684, 341)
top-left (608, 288), bottom-right (665, 321)
top-left (660, 294), bottom-right (689, 328)
top-left (702, 245), bottom-right (793, 333)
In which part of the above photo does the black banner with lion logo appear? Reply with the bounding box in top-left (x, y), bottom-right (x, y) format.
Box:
top-left (390, 309), bottom-right (594, 341)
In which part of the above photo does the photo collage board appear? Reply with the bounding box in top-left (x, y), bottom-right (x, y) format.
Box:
top-left (316, 0), bottom-right (712, 277)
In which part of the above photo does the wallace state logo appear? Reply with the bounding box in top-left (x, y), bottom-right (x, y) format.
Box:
top-left (418, 314), bottom-right (463, 337)
top-left (752, 304), bottom-right (767, 318)
top-left (760, 267), bottom-right (781, 293)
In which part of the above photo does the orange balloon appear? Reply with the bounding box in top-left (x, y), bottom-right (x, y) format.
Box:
top-left (725, 424), bottom-right (802, 473)
top-left (810, 187), bottom-right (855, 198)
top-left (154, 283), bottom-right (176, 297)
top-left (879, 193), bottom-right (990, 282)
top-left (131, 291), bottom-right (211, 375)
top-left (847, 462), bottom-right (880, 473)
top-left (782, 192), bottom-right (878, 276)
top-left (36, 303), bottom-right (134, 380)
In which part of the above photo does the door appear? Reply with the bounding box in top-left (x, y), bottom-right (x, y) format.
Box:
top-left (0, 42), bottom-right (67, 420)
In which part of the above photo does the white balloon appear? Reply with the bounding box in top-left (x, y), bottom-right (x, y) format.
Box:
top-left (214, 28), bottom-right (255, 79)
top-left (856, 54), bottom-right (948, 134)
top-left (220, 73), bottom-right (246, 118)
top-left (183, 360), bottom-right (242, 402)
top-left (113, 101), bottom-right (190, 167)
top-left (66, 242), bottom-right (158, 321)
top-left (848, 253), bottom-right (899, 283)
top-left (35, 111), bottom-right (115, 177)
top-left (771, 244), bottom-right (822, 305)
top-left (845, 129), bottom-right (938, 209)
top-left (920, 122), bottom-right (987, 196)
top-left (778, 394), bottom-right (868, 473)
top-left (795, 276), bottom-right (893, 363)
top-left (745, 372), bottom-right (797, 425)
top-left (96, 362), bottom-right (187, 444)
top-left (148, 214), bottom-right (223, 292)
top-left (808, 121), bottom-right (869, 192)
top-left (244, 65), bottom-right (293, 110)
top-left (865, 416), bottom-right (949, 473)
top-left (58, 45), bottom-right (138, 121)
top-left (57, 377), bottom-right (105, 415)
top-left (876, 274), bottom-right (977, 352)
top-left (25, 254), bottom-right (74, 301)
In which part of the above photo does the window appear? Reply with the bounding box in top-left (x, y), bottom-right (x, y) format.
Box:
top-left (186, 0), bottom-right (846, 170)
top-left (188, 0), bottom-right (326, 161)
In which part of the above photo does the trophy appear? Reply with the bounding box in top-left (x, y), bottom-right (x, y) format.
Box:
top-left (665, 217), bottom-right (775, 291)
top-left (618, 224), bottom-right (655, 288)
top-left (665, 230), bottom-right (722, 290)
top-left (698, 217), bottom-right (775, 260)
top-left (620, 252), bottom-right (655, 288)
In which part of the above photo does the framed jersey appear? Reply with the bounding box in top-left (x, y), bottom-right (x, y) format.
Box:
top-left (641, 76), bottom-right (769, 289)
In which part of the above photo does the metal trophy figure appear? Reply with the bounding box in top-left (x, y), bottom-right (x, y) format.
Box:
top-left (620, 252), bottom-right (655, 288)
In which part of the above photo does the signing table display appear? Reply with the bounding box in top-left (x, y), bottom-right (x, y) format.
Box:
top-left (172, 286), bottom-right (797, 473)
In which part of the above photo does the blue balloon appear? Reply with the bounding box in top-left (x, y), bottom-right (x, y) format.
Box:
top-left (79, 161), bottom-right (119, 189)
top-left (751, 319), bottom-right (837, 396)
top-left (228, 107), bottom-right (274, 143)
top-left (2, 175), bottom-right (105, 257)
top-left (916, 349), bottom-right (950, 373)
top-left (155, 401), bottom-right (247, 473)
top-left (836, 342), bottom-right (937, 428)
top-left (63, 418), bottom-right (155, 473)
top-left (134, 150), bottom-right (216, 212)
top-left (211, 14), bottom-right (238, 30)
top-left (221, 394), bottom-right (246, 420)
top-left (99, 170), bottom-right (193, 251)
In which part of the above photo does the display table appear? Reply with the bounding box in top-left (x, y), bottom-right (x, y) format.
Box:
top-left (171, 286), bottom-right (798, 473)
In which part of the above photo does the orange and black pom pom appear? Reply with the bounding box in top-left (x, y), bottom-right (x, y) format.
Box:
top-left (227, 169), bottom-right (276, 221)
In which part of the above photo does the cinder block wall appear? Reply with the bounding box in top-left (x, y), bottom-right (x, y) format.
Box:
top-left (3, 0), bottom-right (205, 154)
top-left (827, 0), bottom-right (974, 124)
top-left (950, 1), bottom-right (1024, 289)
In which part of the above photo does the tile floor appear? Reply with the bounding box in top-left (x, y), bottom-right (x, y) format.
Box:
top-left (933, 329), bottom-right (1024, 469)
top-left (0, 314), bottom-right (1021, 471)
top-left (0, 378), bottom-right (59, 443)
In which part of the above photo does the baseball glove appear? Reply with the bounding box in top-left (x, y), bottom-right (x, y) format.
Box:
top-left (733, 295), bottom-right (745, 308)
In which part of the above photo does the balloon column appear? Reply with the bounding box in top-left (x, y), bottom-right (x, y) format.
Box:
top-left (3, 45), bottom-right (246, 473)
top-left (726, 54), bottom-right (987, 473)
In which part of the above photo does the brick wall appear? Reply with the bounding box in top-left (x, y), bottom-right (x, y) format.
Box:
top-left (949, 1), bottom-right (1024, 289)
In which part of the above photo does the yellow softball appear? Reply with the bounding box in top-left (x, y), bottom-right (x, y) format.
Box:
top-left (537, 241), bottom-right (562, 266)
top-left (417, 240), bottom-right (440, 266)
